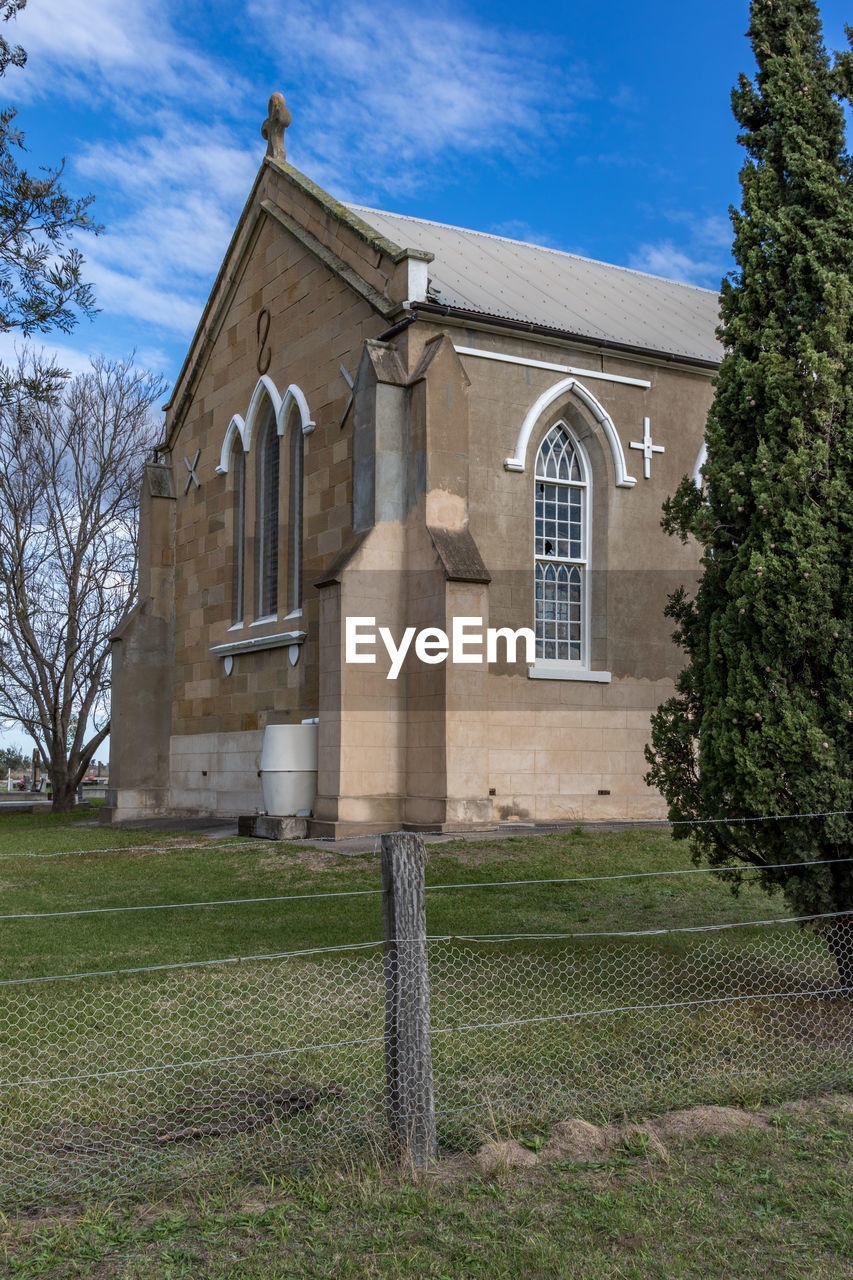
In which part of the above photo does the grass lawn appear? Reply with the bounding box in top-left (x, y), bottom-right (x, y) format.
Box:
top-left (0, 808), bottom-right (791, 978)
top-left (0, 809), bottom-right (849, 1216)
top-left (0, 1095), bottom-right (850, 1279)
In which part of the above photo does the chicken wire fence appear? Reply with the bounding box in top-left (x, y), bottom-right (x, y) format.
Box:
top-left (0, 904), bottom-right (851, 1204)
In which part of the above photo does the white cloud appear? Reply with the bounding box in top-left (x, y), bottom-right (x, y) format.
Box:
top-left (82, 256), bottom-right (205, 336)
top-left (0, 334), bottom-right (170, 383)
top-left (7, 0), bottom-right (246, 110)
top-left (8, 0), bottom-right (592, 353)
top-left (77, 116), bottom-right (259, 289)
top-left (250, 0), bottom-right (591, 197)
top-left (629, 241), bottom-right (721, 287)
top-left (0, 3), bottom-right (261, 363)
top-left (665, 210), bottom-right (732, 249)
top-left (77, 118), bottom-right (257, 208)
top-left (629, 210), bottom-right (733, 287)
top-left (0, 335), bottom-right (97, 378)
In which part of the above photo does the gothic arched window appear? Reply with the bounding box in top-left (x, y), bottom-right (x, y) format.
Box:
top-left (286, 411), bottom-right (303, 616)
top-left (255, 404), bottom-right (280, 619)
top-left (230, 435), bottom-right (246, 625)
top-left (534, 423), bottom-right (588, 664)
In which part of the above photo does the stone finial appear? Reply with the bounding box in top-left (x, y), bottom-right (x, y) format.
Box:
top-left (261, 92), bottom-right (292, 162)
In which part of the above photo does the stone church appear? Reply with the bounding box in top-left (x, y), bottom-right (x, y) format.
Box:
top-left (104, 94), bottom-right (720, 836)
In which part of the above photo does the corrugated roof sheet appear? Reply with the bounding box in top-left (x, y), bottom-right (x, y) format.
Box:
top-left (348, 205), bottom-right (722, 365)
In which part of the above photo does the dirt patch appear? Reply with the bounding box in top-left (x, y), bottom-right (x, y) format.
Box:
top-left (473, 1101), bottom-right (770, 1173)
top-left (609, 1121), bottom-right (670, 1160)
top-left (649, 1106), bottom-right (766, 1141)
top-left (474, 1139), bottom-right (539, 1173)
top-left (242, 844), bottom-right (376, 876)
top-left (542, 1118), bottom-right (607, 1161)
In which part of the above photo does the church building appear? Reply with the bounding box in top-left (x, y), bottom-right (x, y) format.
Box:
top-left (104, 94), bottom-right (720, 836)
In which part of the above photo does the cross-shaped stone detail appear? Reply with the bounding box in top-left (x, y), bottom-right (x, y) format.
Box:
top-left (183, 448), bottom-right (201, 494)
top-left (261, 92), bottom-right (292, 162)
top-left (629, 417), bottom-right (664, 479)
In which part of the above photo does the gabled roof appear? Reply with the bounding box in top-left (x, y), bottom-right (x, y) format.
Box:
top-left (349, 205), bottom-right (723, 366)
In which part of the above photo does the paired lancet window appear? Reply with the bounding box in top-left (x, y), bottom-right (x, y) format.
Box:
top-left (287, 416), bottom-right (303, 616)
top-left (230, 402), bottom-right (303, 626)
top-left (231, 437), bottom-right (246, 624)
top-left (534, 423), bottom-right (588, 664)
top-left (255, 406), bottom-right (280, 619)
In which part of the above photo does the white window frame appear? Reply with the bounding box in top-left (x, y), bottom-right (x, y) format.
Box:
top-left (529, 420), bottom-right (611, 683)
top-left (286, 407), bottom-right (303, 618)
top-left (230, 435), bottom-right (246, 627)
top-left (255, 402), bottom-right (280, 621)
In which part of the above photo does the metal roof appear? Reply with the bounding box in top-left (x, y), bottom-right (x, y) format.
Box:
top-left (348, 205), bottom-right (722, 365)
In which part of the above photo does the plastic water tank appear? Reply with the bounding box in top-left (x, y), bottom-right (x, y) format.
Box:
top-left (260, 723), bottom-right (318, 816)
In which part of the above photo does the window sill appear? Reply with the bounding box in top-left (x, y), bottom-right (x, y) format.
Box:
top-left (210, 630), bottom-right (306, 659)
top-left (528, 662), bottom-right (611, 683)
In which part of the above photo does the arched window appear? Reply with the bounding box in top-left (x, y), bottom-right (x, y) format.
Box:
top-left (230, 435), bottom-right (246, 624)
top-left (286, 411), bottom-right (303, 615)
top-left (255, 404), bottom-right (279, 618)
top-left (534, 423), bottom-right (588, 664)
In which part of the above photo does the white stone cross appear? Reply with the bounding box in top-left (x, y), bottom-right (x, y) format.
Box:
top-left (629, 417), bottom-right (664, 479)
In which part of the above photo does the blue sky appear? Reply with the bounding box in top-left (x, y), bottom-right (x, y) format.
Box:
top-left (0, 0), bottom-right (850, 759)
top-left (2, 0), bottom-right (850, 390)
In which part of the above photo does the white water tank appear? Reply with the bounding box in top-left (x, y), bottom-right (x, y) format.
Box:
top-left (260, 723), bottom-right (318, 816)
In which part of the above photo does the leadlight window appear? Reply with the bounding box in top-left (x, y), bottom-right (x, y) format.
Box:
top-left (231, 436), bottom-right (245, 624)
top-left (287, 413), bottom-right (303, 615)
top-left (255, 406), bottom-right (279, 618)
top-left (534, 423), bottom-right (587, 663)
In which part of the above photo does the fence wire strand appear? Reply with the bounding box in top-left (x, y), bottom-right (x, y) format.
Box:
top-left (5, 854), bottom-right (851, 925)
top-left (0, 885), bottom-right (383, 923)
top-left (424, 853), bottom-right (853, 895)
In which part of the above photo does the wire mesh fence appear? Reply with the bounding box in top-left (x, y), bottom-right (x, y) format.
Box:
top-left (428, 924), bottom-right (853, 1147)
top-left (0, 911), bottom-right (850, 1204)
top-left (0, 949), bottom-right (389, 1204)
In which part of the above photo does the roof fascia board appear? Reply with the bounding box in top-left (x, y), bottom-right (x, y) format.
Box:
top-left (411, 301), bottom-right (721, 374)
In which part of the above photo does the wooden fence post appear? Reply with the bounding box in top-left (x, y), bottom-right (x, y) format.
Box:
top-left (381, 831), bottom-right (438, 1169)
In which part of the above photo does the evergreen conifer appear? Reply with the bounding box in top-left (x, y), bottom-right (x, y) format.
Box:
top-left (645, 0), bottom-right (853, 985)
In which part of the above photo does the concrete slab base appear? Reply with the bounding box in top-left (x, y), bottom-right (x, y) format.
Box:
top-left (238, 814), bottom-right (308, 841)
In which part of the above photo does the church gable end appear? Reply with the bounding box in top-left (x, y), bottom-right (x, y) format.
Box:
top-left (105, 94), bottom-right (718, 831)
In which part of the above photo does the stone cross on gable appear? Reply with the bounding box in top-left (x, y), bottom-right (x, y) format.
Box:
top-left (262, 92), bottom-right (292, 162)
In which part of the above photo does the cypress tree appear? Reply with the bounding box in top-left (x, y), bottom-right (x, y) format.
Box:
top-left (645, 0), bottom-right (853, 986)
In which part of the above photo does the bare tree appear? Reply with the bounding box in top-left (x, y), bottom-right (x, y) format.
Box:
top-left (0, 353), bottom-right (165, 810)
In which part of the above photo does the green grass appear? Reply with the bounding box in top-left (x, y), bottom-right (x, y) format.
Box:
top-left (0, 1096), bottom-right (850, 1278)
top-left (0, 813), bottom-right (849, 1208)
top-left (0, 816), bottom-right (790, 980)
